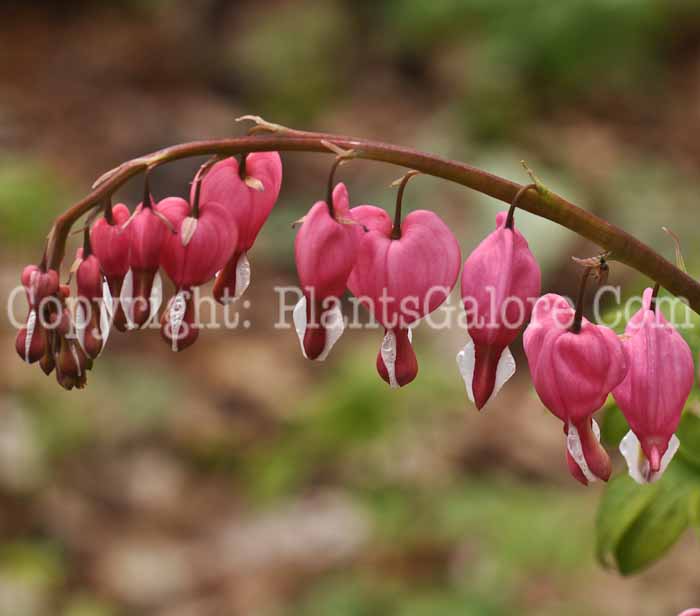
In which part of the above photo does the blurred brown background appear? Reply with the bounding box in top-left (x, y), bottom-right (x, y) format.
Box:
top-left (1, 1), bottom-right (699, 615)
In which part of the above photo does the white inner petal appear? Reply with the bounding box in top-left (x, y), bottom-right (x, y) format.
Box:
top-left (316, 302), bottom-right (345, 361)
top-left (380, 329), bottom-right (399, 388)
top-left (455, 335), bottom-right (516, 409)
top-left (24, 309), bottom-right (37, 363)
top-left (102, 278), bottom-right (114, 320)
top-left (147, 272), bottom-right (163, 326)
top-left (70, 343), bottom-right (82, 377)
top-left (234, 252), bottom-right (251, 301)
top-left (168, 290), bottom-right (187, 352)
top-left (566, 419), bottom-right (601, 484)
top-left (119, 268), bottom-right (135, 329)
top-left (75, 303), bottom-right (87, 354)
top-left (619, 430), bottom-right (679, 484)
top-left (292, 296), bottom-right (344, 361)
top-left (293, 296), bottom-right (308, 359)
top-left (99, 278), bottom-right (113, 356)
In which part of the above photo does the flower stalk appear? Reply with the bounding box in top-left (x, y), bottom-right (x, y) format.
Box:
top-left (43, 120), bottom-right (700, 314)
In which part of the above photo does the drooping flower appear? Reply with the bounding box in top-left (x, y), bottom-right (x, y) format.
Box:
top-left (612, 287), bottom-right (694, 483)
top-left (294, 182), bottom-right (360, 360)
top-left (347, 174), bottom-right (461, 387)
top-left (90, 201), bottom-right (131, 331)
top-left (458, 207), bottom-right (541, 409)
top-left (52, 285), bottom-right (90, 390)
top-left (74, 241), bottom-right (106, 359)
top-left (15, 263), bottom-right (59, 364)
top-left (121, 181), bottom-right (168, 328)
top-left (195, 152), bottom-right (282, 304)
top-left (523, 291), bottom-right (628, 484)
top-left (159, 179), bottom-right (238, 351)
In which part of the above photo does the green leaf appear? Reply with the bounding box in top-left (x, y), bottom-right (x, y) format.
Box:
top-left (595, 473), bottom-right (659, 568)
top-left (599, 400), bottom-right (630, 448)
top-left (677, 410), bottom-right (700, 469)
top-left (614, 473), bottom-right (691, 574)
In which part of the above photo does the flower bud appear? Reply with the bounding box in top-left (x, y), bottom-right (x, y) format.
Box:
top-left (75, 250), bottom-right (105, 359)
top-left (15, 264), bottom-right (59, 364)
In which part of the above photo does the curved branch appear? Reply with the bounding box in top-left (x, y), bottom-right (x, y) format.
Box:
top-left (45, 126), bottom-right (700, 313)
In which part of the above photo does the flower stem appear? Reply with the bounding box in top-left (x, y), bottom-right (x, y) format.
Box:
top-left (325, 157), bottom-right (345, 219)
top-left (571, 268), bottom-right (592, 334)
top-left (391, 171), bottom-right (420, 240)
top-left (505, 183), bottom-right (537, 230)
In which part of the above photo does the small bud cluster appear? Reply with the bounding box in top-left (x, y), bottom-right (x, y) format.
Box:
top-left (16, 152), bottom-right (282, 388)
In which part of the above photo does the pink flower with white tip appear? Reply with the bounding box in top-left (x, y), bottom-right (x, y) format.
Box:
top-left (294, 180), bottom-right (360, 361)
top-left (120, 178), bottom-right (169, 329)
top-left (348, 172), bottom-right (461, 388)
top-left (524, 276), bottom-right (629, 485)
top-left (195, 152), bottom-right (282, 304)
top-left (613, 286), bottom-right (694, 483)
top-left (458, 191), bottom-right (541, 410)
top-left (159, 173), bottom-right (238, 352)
top-left (90, 200), bottom-right (131, 331)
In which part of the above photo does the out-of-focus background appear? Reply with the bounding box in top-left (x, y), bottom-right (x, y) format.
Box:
top-left (1, 1), bottom-right (700, 615)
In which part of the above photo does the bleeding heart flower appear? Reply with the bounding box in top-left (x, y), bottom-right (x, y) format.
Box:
top-left (75, 247), bottom-right (105, 359)
top-left (612, 287), bottom-right (694, 483)
top-left (294, 182), bottom-right (360, 361)
top-left (90, 202), bottom-right (131, 331)
top-left (195, 152), bottom-right (282, 303)
top-left (15, 263), bottom-right (59, 364)
top-left (524, 292), bottom-right (628, 484)
top-left (158, 187), bottom-right (238, 352)
top-left (121, 185), bottom-right (169, 328)
top-left (458, 209), bottom-right (541, 410)
top-left (347, 179), bottom-right (461, 387)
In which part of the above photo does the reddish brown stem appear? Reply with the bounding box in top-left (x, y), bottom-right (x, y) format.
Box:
top-left (44, 125), bottom-right (700, 314)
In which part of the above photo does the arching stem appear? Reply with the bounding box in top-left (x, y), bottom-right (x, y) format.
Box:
top-left (41, 123), bottom-right (700, 315)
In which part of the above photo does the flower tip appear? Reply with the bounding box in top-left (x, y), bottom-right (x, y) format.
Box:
top-left (303, 325), bottom-right (327, 360)
top-left (648, 445), bottom-right (662, 473)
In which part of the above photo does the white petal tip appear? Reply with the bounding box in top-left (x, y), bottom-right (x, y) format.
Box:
top-left (455, 338), bottom-right (515, 410)
top-left (567, 420), bottom-right (602, 484)
top-left (292, 296), bottom-right (345, 361)
top-left (620, 430), bottom-right (679, 484)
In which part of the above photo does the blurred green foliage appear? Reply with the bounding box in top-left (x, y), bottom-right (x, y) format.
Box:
top-left (0, 159), bottom-right (72, 251)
